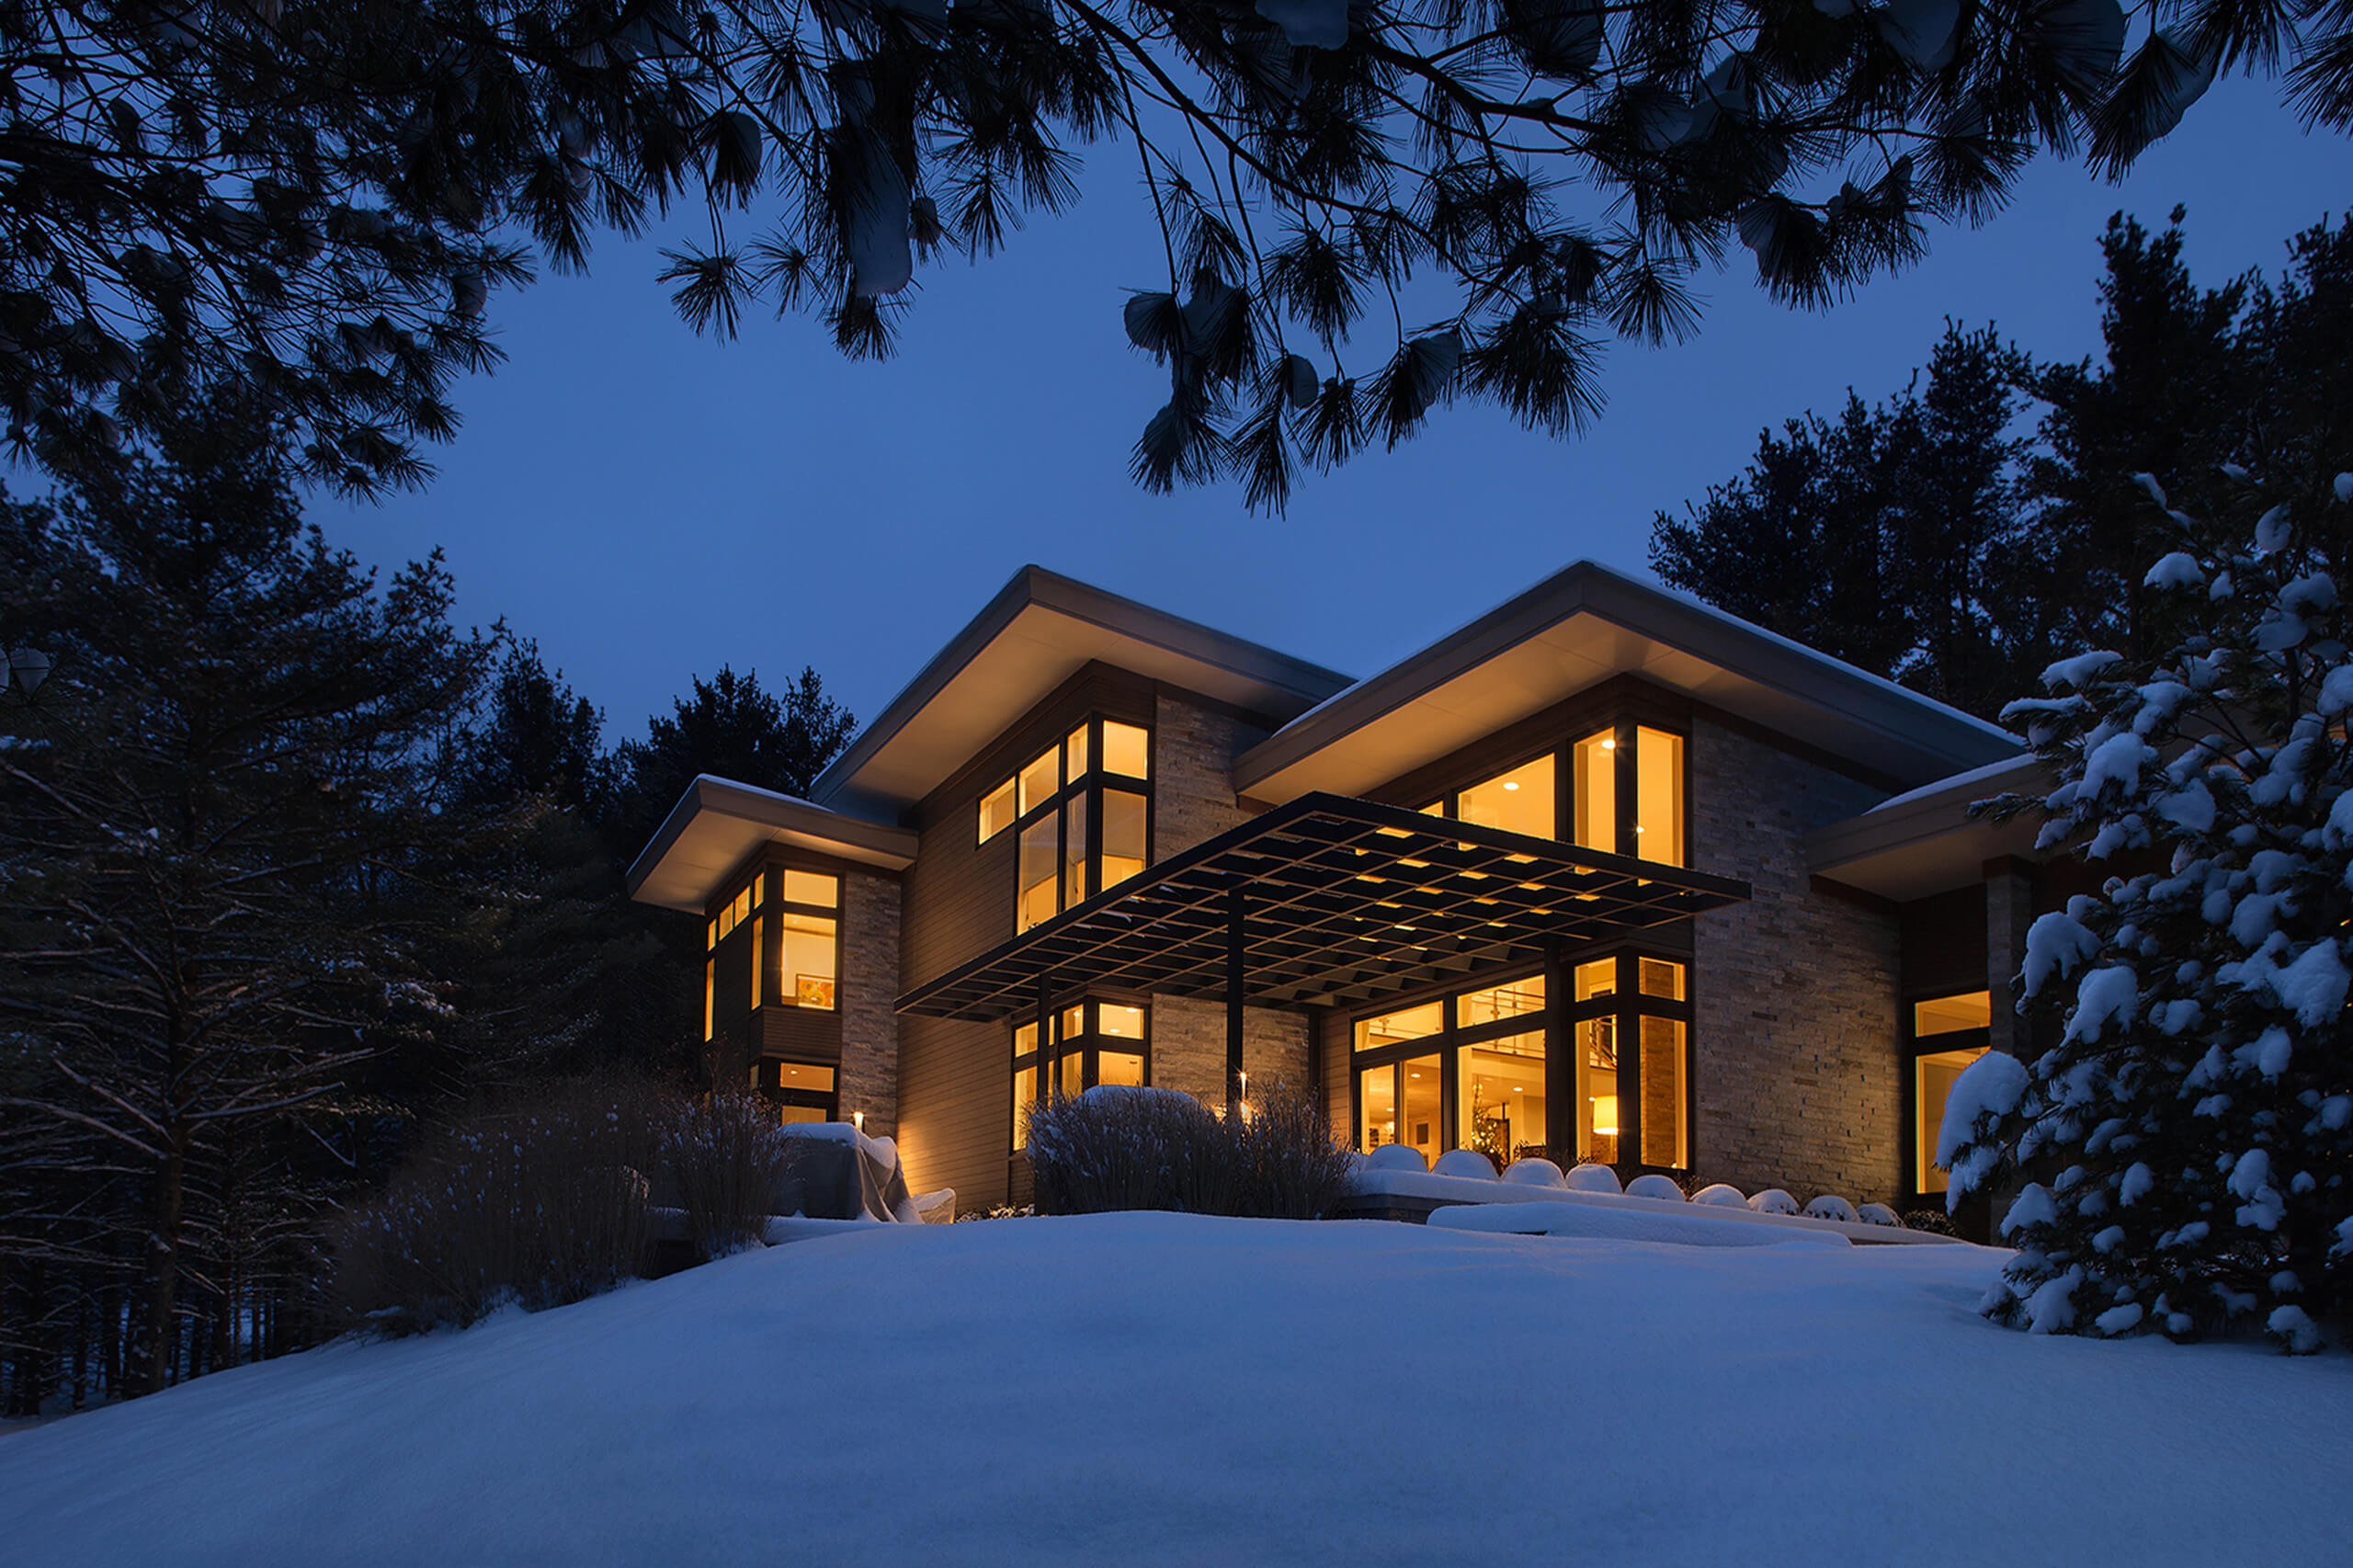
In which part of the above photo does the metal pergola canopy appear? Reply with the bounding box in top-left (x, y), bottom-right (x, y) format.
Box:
top-left (895, 792), bottom-right (1752, 1022)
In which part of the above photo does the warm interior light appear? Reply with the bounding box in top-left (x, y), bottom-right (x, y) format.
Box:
top-left (1593, 1096), bottom-right (1619, 1137)
top-left (1600, 738), bottom-right (1615, 750)
top-left (1501, 780), bottom-right (1519, 791)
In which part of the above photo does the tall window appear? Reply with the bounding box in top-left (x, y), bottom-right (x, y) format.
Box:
top-left (1012, 1000), bottom-right (1150, 1151)
top-left (981, 718), bottom-right (1152, 934)
top-left (1911, 990), bottom-right (1992, 1193)
top-left (1565, 952), bottom-right (1689, 1168)
top-left (772, 869), bottom-right (840, 1010)
top-left (1419, 721), bottom-right (1685, 867)
top-left (1354, 974), bottom-right (1548, 1168)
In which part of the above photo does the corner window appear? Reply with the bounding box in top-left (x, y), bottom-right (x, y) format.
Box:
top-left (771, 871), bottom-right (839, 1011)
top-left (1012, 1000), bottom-right (1152, 1151)
top-left (1566, 953), bottom-right (1688, 1169)
top-left (1910, 990), bottom-right (1992, 1193)
top-left (991, 717), bottom-right (1154, 935)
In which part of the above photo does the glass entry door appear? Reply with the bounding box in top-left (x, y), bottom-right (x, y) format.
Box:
top-left (1359, 1054), bottom-right (1443, 1165)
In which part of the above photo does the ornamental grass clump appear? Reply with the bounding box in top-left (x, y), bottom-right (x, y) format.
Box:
top-left (1027, 1082), bottom-right (1355, 1221)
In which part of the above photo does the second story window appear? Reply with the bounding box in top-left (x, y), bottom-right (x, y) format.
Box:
top-left (983, 718), bottom-right (1152, 934)
top-left (1420, 722), bottom-right (1686, 868)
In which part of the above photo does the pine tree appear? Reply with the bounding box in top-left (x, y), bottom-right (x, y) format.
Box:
top-left (608, 665), bottom-right (855, 850)
top-left (1944, 463), bottom-right (2353, 1351)
top-left (0, 391), bottom-right (498, 1393)
top-left (1650, 322), bottom-right (2037, 719)
top-left (6, 1), bottom-right (2347, 503)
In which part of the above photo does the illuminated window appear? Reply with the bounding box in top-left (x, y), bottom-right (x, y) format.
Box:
top-left (750, 914), bottom-right (764, 1008)
top-left (1572, 729), bottom-right (1617, 852)
top-left (1459, 974), bottom-right (1545, 1028)
top-left (1635, 726), bottom-right (1684, 866)
top-left (753, 1059), bottom-right (838, 1123)
top-left (980, 778), bottom-right (1017, 843)
top-left (1915, 992), bottom-right (1993, 1036)
top-left (1017, 746), bottom-right (1060, 817)
top-left (1011, 1000), bottom-right (1152, 1150)
top-left (1458, 756), bottom-right (1555, 839)
top-left (702, 958), bottom-right (713, 1042)
top-left (1460, 1029), bottom-right (1546, 1166)
top-left (783, 870), bottom-right (838, 908)
top-left (1354, 999), bottom-right (1444, 1052)
top-left (1102, 722), bottom-right (1150, 779)
top-left (1360, 1054), bottom-right (1441, 1162)
top-left (779, 914), bottom-right (836, 1009)
top-left (1910, 990), bottom-right (1994, 1192)
top-left (1006, 717), bottom-right (1154, 935)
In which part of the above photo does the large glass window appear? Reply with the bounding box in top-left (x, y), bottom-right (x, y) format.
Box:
top-left (1011, 999), bottom-right (1152, 1152)
top-left (1359, 1054), bottom-right (1442, 1164)
top-left (1911, 990), bottom-right (1992, 1193)
top-left (995, 717), bottom-right (1154, 934)
top-left (1350, 971), bottom-right (1558, 1171)
top-left (1419, 722), bottom-right (1683, 867)
top-left (1460, 1029), bottom-right (1546, 1166)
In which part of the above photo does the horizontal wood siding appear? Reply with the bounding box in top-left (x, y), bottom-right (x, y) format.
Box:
top-left (759, 1006), bottom-right (843, 1063)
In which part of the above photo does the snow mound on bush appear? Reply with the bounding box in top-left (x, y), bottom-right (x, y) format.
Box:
top-left (1625, 1174), bottom-right (1687, 1202)
top-left (1690, 1183), bottom-right (1747, 1208)
top-left (1804, 1195), bottom-right (1859, 1223)
top-left (1563, 1163), bottom-right (1622, 1194)
top-left (1749, 1188), bottom-right (1800, 1215)
top-left (1365, 1143), bottom-right (1428, 1172)
top-left (1856, 1203), bottom-right (1901, 1227)
top-left (1432, 1149), bottom-right (1498, 1180)
top-left (1501, 1157), bottom-right (1566, 1187)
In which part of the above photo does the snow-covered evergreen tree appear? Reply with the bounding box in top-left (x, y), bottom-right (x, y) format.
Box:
top-left (1944, 464), bottom-right (2353, 1351)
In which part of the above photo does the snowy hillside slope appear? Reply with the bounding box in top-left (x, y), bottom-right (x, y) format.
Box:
top-left (4, 1213), bottom-right (2344, 1567)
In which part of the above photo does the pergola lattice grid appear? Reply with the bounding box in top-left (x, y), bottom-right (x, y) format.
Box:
top-left (896, 792), bottom-right (1751, 1022)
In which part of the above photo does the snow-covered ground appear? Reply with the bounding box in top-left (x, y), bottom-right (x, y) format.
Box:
top-left (4, 1214), bottom-right (2343, 1566)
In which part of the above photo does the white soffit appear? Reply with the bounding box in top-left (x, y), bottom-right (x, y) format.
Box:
top-left (813, 567), bottom-right (1351, 814)
top-left (628, 777), bottom-right (919, 915)
top-left (1235, 562), bottom-right (2023, 802)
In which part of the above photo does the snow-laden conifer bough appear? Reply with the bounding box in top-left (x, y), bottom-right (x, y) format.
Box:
top-left (1941, 464), bottom-right (2353, 1351)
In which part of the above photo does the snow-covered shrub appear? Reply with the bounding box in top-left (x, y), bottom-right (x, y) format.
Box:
top-left (1563, 1163), bottom-right (1622, 1194)
top-left (1432, 1149), bottom-right (1499, 1180)
top-left (1691, 1183), bottom-right (1748, 1208)
top-left (1502, 1157), bottom-right (1567, 1187)
top-left (666, 1092), bottom-right (803, 1263)
top-left (1626, 1174), bottom-right (1688, 1202)
top-left (1026, 1082), bottom-right (1355, 1220)
top-left (1803, 1195), bottom-right (1859, 1223)
top-left (1748, 1188), bottom-right (1799, 1215)
top-left (1857, 1203), bottom-right (1903, 1228)
top-left (1365, 1142), bottom-right (1428, 1172)
top-left (331, 1075), bottom-right (667, 1335)
top-left (1948, 467), bottom-right (2353, 1350)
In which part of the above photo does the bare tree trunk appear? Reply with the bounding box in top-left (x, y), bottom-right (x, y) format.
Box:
top-left (137, 1132), bottom-right (187, 1397)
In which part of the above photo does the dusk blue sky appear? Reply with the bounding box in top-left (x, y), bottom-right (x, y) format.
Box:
top-left (338, 78), bottom-right (2346, 749)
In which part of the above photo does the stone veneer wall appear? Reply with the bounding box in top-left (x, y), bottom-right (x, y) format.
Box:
top-left (1153, 691), bottom-right (1257, 860)
top-left (1148, 997), bottom-right (1312, 1105)
top-left (837, 869), bottom-right (904, 1140)
top-left (1145, 692), bottom-right (1313, 1100)
top-left (1691, 716), bottom-right (1904, 1203)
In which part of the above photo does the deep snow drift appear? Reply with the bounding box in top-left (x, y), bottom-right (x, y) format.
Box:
top-left (4, 1214), bottom-right (2344, 1567)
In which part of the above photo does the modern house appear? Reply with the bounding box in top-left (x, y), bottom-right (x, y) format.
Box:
top-left (628, 560), bottom-right (2072, 1216)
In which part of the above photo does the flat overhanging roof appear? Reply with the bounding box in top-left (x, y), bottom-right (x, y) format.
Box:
top-left (1235, 562), bottom-right (2022, 801)
top-left (1804, 755), bottom-right (2051, 902)
top-left (628, 776), bottom-right (921, 914)
top-left (812, 566), bottom-right (1352, 818)
top-left (896, 793), bottom-right (1751, 1022)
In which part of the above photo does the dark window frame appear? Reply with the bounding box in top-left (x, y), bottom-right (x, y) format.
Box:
top-left (1346, 948), bottom-right (1696, 1173)
top-left (1006, 715), bottom-right (1154, 936)
top-left (1902, 988), bottom-right (1995, 1200)
top-left (1010, 995), bottom-right (1154, 1153)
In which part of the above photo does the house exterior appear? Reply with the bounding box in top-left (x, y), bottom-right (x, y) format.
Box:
top-left (627, 561), bottom-right (2064, 1217)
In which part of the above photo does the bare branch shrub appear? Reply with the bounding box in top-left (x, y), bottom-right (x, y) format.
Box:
top-left (329, 1076), bottom-right (666, 1335)
top-left (1028, 1082), bottom-right (1354, 1221)
top-left (665, 1093), bottom-right (801, 1263)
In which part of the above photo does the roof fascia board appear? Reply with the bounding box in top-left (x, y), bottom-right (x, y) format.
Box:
top-left (627, 775), bottom-right (919, 910)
